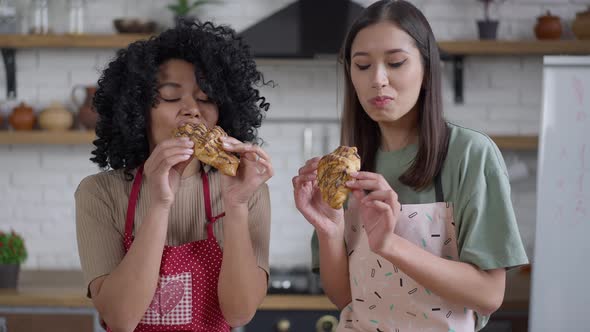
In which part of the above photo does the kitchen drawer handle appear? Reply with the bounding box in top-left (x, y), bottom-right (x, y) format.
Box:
top-left (316, 314), bottom-right (338, 332)
top-left (276, 318), bottom-right (291, 332)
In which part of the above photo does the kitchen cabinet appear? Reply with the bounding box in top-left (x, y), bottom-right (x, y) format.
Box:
top-left (0, 271), bottom-right (101, 332)
top-left (243, 308), bottom-right (528, 332)
top-left (0, 290), bottom-right (101, 332)
top-left (244, 310), bottom-right (340, 332)
top-left (1, 270), bottom-right (530, 332)
top-left (0, 309), bottom-right (96, 332)
top-left (480, 311), bottom-right (529, 332)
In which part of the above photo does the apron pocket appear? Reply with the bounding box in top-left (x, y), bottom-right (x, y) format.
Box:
top-left (140, 271), bottom-right (193, 325)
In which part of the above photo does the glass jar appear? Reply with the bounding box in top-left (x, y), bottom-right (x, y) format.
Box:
top-left (68, 0), bottom-right (86, 34)
top-left (0, 0), bottom-right (18, 34)
top-left (29, 0), bottom-right (49, 34)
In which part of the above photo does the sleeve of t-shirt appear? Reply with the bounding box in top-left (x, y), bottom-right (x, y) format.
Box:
top-left (455, 149), bottom-right (529, 270)
top-left (247, 183), bottom-right (271, 277)
top-left (75, 175), bottom-right (125, 296)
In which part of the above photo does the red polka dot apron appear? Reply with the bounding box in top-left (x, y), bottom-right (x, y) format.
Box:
top-left (107, 166), bottom-right (231, 332)
top-left (336, 174), bottom-right (476, 332)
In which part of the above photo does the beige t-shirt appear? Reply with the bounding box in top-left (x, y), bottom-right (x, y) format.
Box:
top-left (75, 167), bottom-right (271, 290)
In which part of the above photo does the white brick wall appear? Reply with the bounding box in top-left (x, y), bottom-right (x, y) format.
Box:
top-left (2, 0), bottom-right (578, 269)
top-left (0, 144), bottom-right (98, 269)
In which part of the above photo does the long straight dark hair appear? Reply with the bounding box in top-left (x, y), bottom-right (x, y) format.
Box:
top-left (340, 0), bottom-right (449, 191)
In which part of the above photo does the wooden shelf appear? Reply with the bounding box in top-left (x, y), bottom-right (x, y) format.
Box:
top-left (439, 40), bottom-right (590, 56)
top-left (0, 131), bottom-right (95, 144)
top-left (437, 40), bottom-right (590, 103)
top-left (0, 33), bottom-right (152, 48)
top-left (0, 131), bottom-right (538, 149)
top-left (0, 34), bottom-right (587, 54)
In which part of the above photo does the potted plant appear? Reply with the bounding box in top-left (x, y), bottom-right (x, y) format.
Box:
top-left (167, 0), bottom-right (218, 27)
top-left (0, 230), bottom-right (27, 288)
top-left (476, 0), bottom-right (506, 40)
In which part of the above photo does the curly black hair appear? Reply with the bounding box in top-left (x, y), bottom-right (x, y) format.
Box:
top-left (90, 21), bottom-right (271, 178)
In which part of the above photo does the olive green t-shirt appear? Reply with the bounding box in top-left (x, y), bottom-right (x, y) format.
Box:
top-left (311, 122), bottom-right (528, 329)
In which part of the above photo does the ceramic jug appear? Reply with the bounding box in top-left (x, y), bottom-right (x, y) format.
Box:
top-left (38, 101), bottom-right (74, 131)
top-left (573, 6), bottom-right (590, 40)
top-left (72, 85), bottom-right (97, 130)
top-left (534, 11), bottom-right (562, 40)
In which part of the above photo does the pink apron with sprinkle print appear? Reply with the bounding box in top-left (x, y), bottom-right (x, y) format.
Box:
top-left (336, 175), bottom-right (476, 332)
top-left (107, 166), bottom-right (230, 332)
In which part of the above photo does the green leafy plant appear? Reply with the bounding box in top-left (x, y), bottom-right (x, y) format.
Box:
top-left (0, 230), bottom-right (27, 265)
top-left (166, 0), bottom-right (217, 16)
top-left (477, 0), bottom-right (507, 21)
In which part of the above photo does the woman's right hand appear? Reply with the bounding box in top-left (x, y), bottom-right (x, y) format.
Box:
top-left (292, 157), bottom-right (344, 237)
top-left (143, 137), bottom-right (194, 209)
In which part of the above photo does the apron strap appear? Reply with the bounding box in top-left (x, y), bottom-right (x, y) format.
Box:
top-left (434, 171), bottom-right (444, 203)
top-left (201, 169), bottom-right (225, 239)
top-left (434, 123), bottom-right (451, 203)
top-left (124, 165), bottom-right (144, 251)
top-left (124, 165), bottom-right (224, 248)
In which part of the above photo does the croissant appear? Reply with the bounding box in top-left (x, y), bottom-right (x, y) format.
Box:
top-left (317, 146), bottom-right (361, 209)
top-left (173, 123), bottom-right (240, 176)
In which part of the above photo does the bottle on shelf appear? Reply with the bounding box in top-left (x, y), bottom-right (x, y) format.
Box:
top-left (29, 0), bottom-right (50, 34)
top-left (67, 0), bottom-right (86, 34)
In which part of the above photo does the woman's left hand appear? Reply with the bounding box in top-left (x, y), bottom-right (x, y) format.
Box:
top-left (346, 172), bottom-right (401, 255)
top-left (219, 136), bottom-right (274, 207)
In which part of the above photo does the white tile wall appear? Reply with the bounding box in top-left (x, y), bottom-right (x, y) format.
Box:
top-left (1, 0), bottom-right (582, 269)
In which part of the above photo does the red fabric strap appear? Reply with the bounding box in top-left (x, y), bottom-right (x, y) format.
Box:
top-left (201, 170), bottom-right (225, 238)
top-left (124, 165), bottom-right (144, 241)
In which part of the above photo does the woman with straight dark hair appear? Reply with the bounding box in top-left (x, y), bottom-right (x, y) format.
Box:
top-left (292, 1), bottom-right (528, 331)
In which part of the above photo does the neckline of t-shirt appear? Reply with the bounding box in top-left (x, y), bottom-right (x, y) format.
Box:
top-left (179, 175), bottom-right (197, 188)
top-left (377, 142), bottom-right (418, 156)
top-left (179, 165), bottom-right (214, 186)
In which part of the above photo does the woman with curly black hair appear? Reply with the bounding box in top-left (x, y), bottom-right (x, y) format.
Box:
top-left (75, 21), bottom-right (273, 332)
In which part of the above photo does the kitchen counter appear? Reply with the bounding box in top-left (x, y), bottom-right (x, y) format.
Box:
top-left (0, 288), bottom-right (337, 311)
top-left (0, 269), bottom-right (531, 311)
top-left (0, 270), bottom-right (92, 308)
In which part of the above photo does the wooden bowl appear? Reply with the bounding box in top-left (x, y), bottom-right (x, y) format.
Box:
top-left (113, 18), bottom-right (157, 34)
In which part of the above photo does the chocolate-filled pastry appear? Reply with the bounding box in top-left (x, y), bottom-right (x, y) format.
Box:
top-left (173, 123), bottom-right (240, 176)
top-left (317, 146), bottom-right (361, 209)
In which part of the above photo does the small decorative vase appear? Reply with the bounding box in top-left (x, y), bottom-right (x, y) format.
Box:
top-left (0, 264), bottom-right (20, 289)
top-left (534, 11), bottom-right (562, 40)
top-left (9, 102), bottom-right (35, 131)
top-left (477, 20), bottom-right (499, 40)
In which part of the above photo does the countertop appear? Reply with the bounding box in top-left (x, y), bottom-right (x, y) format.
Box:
top-left (0, 269), bottom-right (531, 311)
